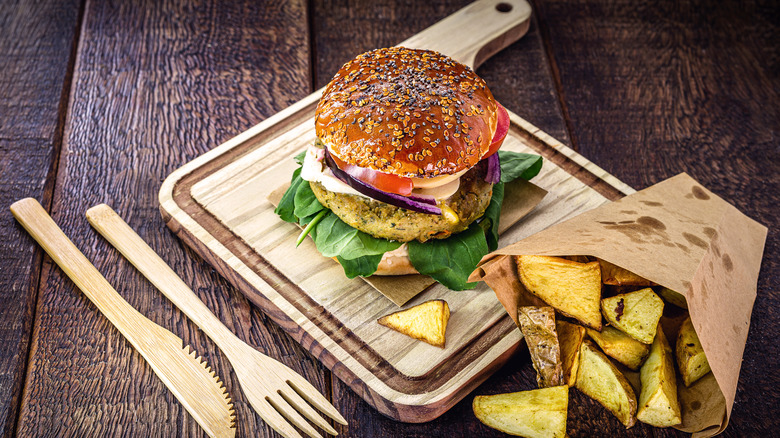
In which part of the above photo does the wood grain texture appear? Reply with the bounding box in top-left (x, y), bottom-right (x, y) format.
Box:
top-left (14, 1), bottom-right (325, 437)
top-left (2, 0), bottom-right (776, 437)
top-left (0, 1), bottom-right (80, 436)
top-left (532, 1), bottom-right (779, 436)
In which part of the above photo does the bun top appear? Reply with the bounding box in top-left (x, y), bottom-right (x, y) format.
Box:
top-left (315, 47), bottom-right (498, 178)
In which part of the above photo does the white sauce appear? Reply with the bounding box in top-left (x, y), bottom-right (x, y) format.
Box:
top-left (383, 243), bottom-right (409, 260)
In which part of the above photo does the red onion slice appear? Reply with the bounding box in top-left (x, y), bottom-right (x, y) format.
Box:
top-left (323, 149), bottom-right (442, 215)
top-left (408, 193), bottom-right (437, 205)
top-left (484, 152), bottom-right (501, 184)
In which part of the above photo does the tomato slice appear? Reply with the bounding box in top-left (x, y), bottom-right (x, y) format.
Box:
top-left (328, 152), bottom-right (413, 196)
top-left (484, 103), bottom-right (509, 158)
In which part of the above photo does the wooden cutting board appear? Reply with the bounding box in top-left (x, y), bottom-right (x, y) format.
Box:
top-left (158, 0), bottom-right (634, 423)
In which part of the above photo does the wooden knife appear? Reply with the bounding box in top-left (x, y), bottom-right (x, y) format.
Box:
top-left (10, 198), bottom-right (236, 438)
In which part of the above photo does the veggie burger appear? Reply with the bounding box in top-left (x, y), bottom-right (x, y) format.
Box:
top-left (275, 47), bottom-right (541, 290)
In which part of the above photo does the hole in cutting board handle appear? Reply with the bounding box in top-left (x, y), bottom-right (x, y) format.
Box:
top-left (496, 2), bottom-right (513, 13)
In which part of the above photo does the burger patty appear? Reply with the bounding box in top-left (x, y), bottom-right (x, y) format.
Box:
top-left (310, 165), bottom-right (493, 243)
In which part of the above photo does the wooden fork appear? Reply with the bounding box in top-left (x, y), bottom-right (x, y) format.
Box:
top-left (86, 204), bottom-right (347, 438)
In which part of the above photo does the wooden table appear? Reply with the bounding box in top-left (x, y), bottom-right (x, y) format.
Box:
top-left (1, 1), bottom-right (776, 436)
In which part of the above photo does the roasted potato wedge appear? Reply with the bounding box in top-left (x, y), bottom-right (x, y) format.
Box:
top-left (564, 255), bottom-right (591, 264)
top-left (518, 307), bottom-right (563, 388)
top-left (557, 320), bottom-right (586, 387)
top-left (601, 288), bottom-right (664, 344)
top-left (576, 340), bottom-right (638, 428)
top-left (517, 255), bottom-right (602, 330)
top-left (598, 259), bottom-right (655, 286)
top-left (603, 285), bottom-right (644, 298)
top-left (658, 286), bottom-right (688, 309)
top-left (377, 299), bottom-right (449, 348)
top-left (637, 324), bottom-right (682, 427)
top-left (473, 385), bottom-right (568, 438)
top-left (676, 316), bottom-right (711, 387)
top-left (586, 326), bottom-right (650, 370)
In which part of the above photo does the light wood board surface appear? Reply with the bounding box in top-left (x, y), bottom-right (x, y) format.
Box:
top-left (159, 0), bottom-right (634, 422)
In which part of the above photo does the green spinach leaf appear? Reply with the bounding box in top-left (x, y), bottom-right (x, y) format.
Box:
top-left (294, 149), bottom-right (307, 165)
top-left (275, 149), bottom-right (542, 287)
top-left (274, 167), bottom-right (304, 223)
top-left (482, 182), bottom-right (505, 251)
top-left (293, 179), bottom-right (325, 221)
top-left (310, 212), bottom-right (401, 259)
top-left (337, 254), bottom-right (384, 278)
top-left (407, 222), bottom-right (489, 291)
top-left (499, 150), bottom-right (543, 183)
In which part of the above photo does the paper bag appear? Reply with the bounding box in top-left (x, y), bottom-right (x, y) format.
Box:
top-left (470, 173), bottom-right (768, 437)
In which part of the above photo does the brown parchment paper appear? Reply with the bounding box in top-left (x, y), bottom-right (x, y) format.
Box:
top-left (269, 178), bottom-right (547, 306)
top-left (469, 173), bottom-right (768, 437)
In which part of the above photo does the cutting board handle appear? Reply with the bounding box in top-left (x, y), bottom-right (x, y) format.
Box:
top-left (400, 0), bottom-right (532, 69)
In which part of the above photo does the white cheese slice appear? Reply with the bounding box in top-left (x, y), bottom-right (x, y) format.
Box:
top-left (413, 177), bottom-right (460, 199)
top-left (300, 147), bottom-right (365, 197)
top-left (410, 169), bottom-right (467, 189)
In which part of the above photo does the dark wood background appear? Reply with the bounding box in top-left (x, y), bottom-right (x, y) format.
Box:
top-left (1, 0), bottom-right (776, 436)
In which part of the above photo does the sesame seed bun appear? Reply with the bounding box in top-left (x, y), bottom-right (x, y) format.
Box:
top-left (315, 47), bottom-right (498, 179)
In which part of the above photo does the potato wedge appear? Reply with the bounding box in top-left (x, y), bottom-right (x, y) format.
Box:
top-left (676, 316), bottom-right (711, 387)
top-left (518, 307), bottom-right (563, 388)
top-left (603, 285), bottom-right (644, 298)
top-left (564, 255), bottom-right (591, 264)
top-left (517, 255), bottom-right (602, 330)
top-left (637, 325), bottom-right (682, 427)
top-left (473, 385), bottom-right (568, 438)
top-left (658, 286), bottom-right (688, 309)
top-left (586, 326), bottom-right (650, 370)
top-left (598, 259), bottom-right (655, 286)
top-left (377, 299), bottom-right (449, 348)
top-left (575, 340), bottom-right (638, 427)
top-left (601, 288), bottom-right (664, 344)
top-left (556, 320), bottom-right (586, 387)
top-left (637, 324), bottom-right (682, 427)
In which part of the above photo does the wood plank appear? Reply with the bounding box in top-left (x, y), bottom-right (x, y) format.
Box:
top-left (533, 0), bottom-right (779, 436)
top-left (0, 1), bottom-right (81, 436)
top-left (5, 0), bottom-right (772, 437)
top-left (14, 1), bottom-right (323, 437)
